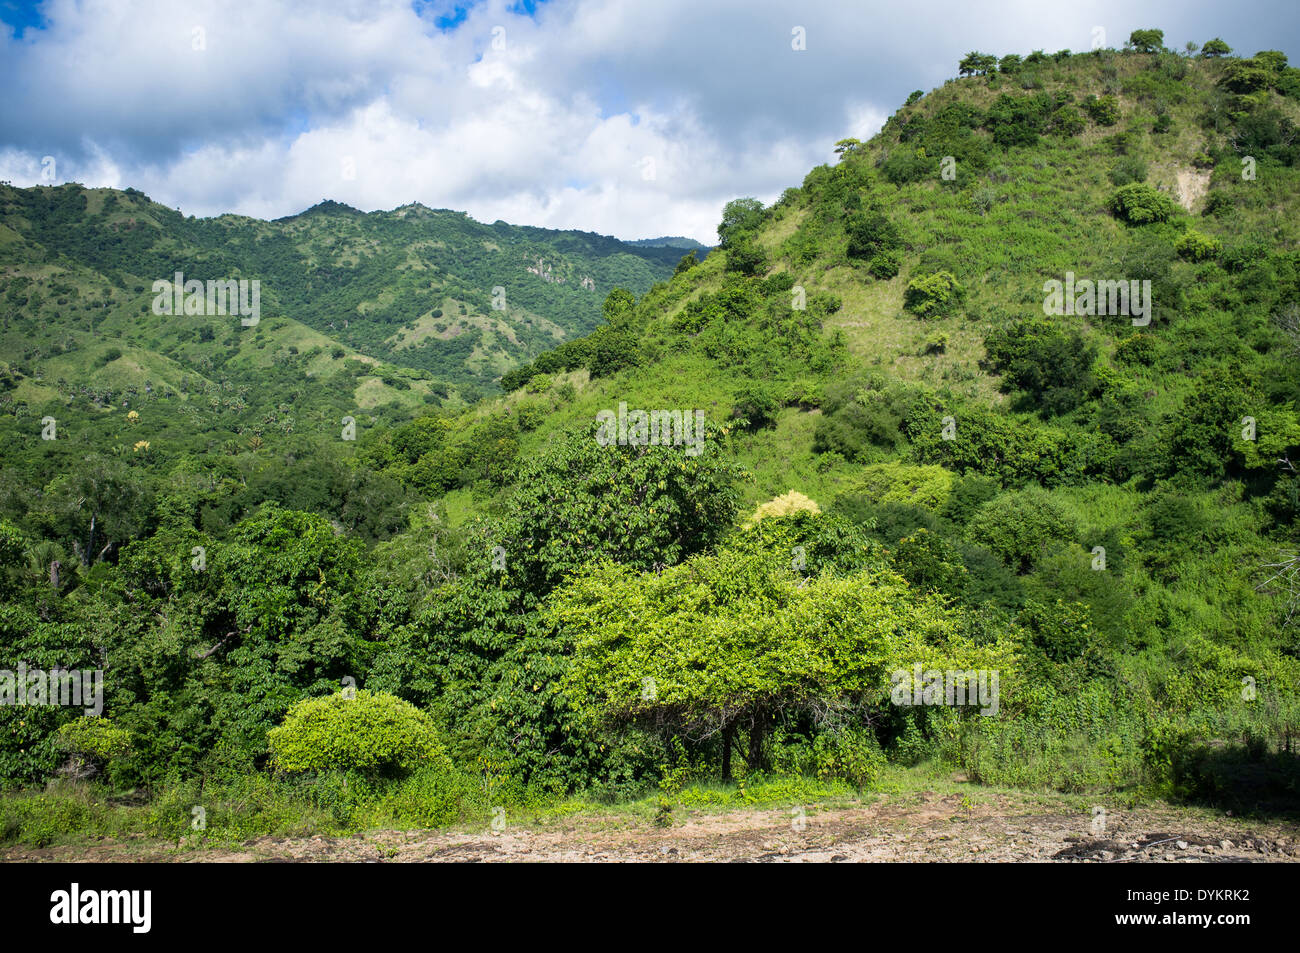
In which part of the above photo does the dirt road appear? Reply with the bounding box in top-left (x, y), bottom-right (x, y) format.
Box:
top-left (5, 790), bottom-right (1298, 863)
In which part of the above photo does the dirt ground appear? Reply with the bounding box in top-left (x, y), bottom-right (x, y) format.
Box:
top-left (5, 790), bottom-right (1299, 863)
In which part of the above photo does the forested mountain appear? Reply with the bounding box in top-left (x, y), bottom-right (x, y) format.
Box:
top-left (1, 32), bottom-right (1298, 845)
top-left (0, 183), bottom-right (684, 404)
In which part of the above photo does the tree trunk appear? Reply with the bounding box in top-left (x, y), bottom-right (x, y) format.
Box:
top-left (720, 724), bottom-right (734, 781)
top-left (747, 716), bottom-right (766, 773)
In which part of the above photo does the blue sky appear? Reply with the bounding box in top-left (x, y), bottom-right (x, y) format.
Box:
top-left (1, 0), bottom-right (1297, 242)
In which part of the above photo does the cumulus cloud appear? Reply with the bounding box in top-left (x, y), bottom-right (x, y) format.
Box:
top-left (0, 0), bottom-right (1296, 242)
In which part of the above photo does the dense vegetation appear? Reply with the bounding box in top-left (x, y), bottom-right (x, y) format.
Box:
top-left (1, 31), bottom-right (1299, 845)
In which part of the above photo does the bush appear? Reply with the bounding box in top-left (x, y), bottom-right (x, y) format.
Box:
top-left (853, 462), bottom-right (956, 511)
top-left (904, 271), bottom-right (963, 318)
top-left (1110, 183), bottom-right (1178, 224)
top-left (967, 488), bottom-right (1077, 573)
top-left (268, 691), bottom-right (447, 776)
top-left (731, 382), bottom-right (780, 430)
top-left (1108, 156), bottom-right (1148, 186)
top-left (1083, 95), bottom-right (1121, 126)
top-left (867, 250), bottom-right (901, 279)
top-left (983, 319), bottom-right (1097, 415)
top-left (55, 719), bottom-right (130, 779)
top-left (1175, 229), bottom-right (1222, 262)
top-left (846, 210), bottom-right (903, 261)
top-left (725, 239), bottom-right (767, 276)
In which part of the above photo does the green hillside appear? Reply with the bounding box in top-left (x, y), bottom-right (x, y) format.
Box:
top-left (1, 33), bottom-right (1299, 844)
top-left (0, 183), bottom-right (684, 401)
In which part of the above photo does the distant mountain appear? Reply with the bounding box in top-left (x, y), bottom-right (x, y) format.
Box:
top-left (627, 236), bottom-right (712, 250)
top-left (0, 184), bottom-right (682, 405)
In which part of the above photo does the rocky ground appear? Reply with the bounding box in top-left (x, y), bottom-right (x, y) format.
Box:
top-left (4, 790), bottom-right (1298, 863)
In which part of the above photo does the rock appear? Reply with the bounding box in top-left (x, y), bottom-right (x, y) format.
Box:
top-left (1176, 841), bottom-right (1188, 850)
top-left (1220, 840), bottom-right (1233, 849)
top-left (1164, 853), bottom-right (1177, 861)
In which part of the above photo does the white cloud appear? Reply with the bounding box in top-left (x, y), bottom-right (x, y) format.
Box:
top-left (1, 0), bottom-right (1296, 241)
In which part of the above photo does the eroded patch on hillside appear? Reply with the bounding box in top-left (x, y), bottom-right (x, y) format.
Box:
top-left (1176, 169), bottom-right (1211, 212)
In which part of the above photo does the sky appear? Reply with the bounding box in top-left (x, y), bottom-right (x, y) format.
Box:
top-left (0, 0), bottom-right (1297, 244)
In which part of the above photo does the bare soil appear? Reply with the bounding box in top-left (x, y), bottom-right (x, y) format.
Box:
top-left (5, 790), bottom-right (1298, 863)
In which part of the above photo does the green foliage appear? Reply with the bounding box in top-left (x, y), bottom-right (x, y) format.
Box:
top-left (1108, 155), bottom-right (1148, 186)
top-left (56, 719), bottom-right (130, 763)
top-left (554, 542), bottom-right (1016, 777)
top-left (717, 198), bottom-right (766, 249)
top-left (3, 42), bottom-right (1300, 838)
top-left (853, 462), bottom-right (956, 511)
top-left (904, 271), bottom-right (963, 318)
top-left (1175, 229), bottom-right (1221, 262)
top-left (268, 690), bottom-right (446, 775)
top-left (983, 319), bottom-right (1098, 415)
top-left (845, 210), bottom-right (903, 261)
top-left (958, 52), bottom-right (998, 77)
top-left (967, 488), bottom-right (1077, 572)
top-left (731, 382), bottom-right (780, 430)
top-left (1083, 95), bottom-right (1121, 126)
top-left (1110, 183), bottom-right (1179, 224)
top-left (1128, 29), bottom-right (1165, 54)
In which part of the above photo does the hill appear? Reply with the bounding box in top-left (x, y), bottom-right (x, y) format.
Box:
top-left (0, 32), bottom-right (1298, 848)
top-left (0, 183), bottom-right (683, 403)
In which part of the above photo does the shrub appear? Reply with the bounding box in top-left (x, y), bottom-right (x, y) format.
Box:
top-left (983, 319), bottom-right (1098, 415)
top-left (880, 149), bottom-right (934, 185)
top-left (853, 462), bottom-right (956, 511)
top-left (1110, 183), bottom-right (1178, 224)
top-left (749, 491), bottom-right (821, 523)
top-left (920, 332), bottom-right (947, 355)
top-left (1108, 156), bottom-right (1148, 186)
top-left (1175, 229), bottom-right (1221, 262)
top-left (967, 488), bottom-right (1077, 573)
top-left (725, 239), bottom-right (767, 276)
top-left (731, 382), bottom-right (780, 430)
top-left (867, 250), bottom-right (901, 279)
top-left (268, 691), bottom-right (447, 776)
top-left (1083, 95), bottom-right (1121, 126)
top-left (904, 271), bottom-right (963, 318)
top-left (846, 210), bottom-right (903, 261)
top-left (55, 719), bottom-right (130, 779)
top-left (890, 528), bottom-right (968, 597)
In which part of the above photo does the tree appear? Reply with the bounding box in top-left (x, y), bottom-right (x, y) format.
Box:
top-left (1128, 29), bottom-right (1165, 54)
top-left (1201, 38), bottom-right (1231, 58)
top-left (983, 319), bottom-right (1098, 416)
top-left (967, 488), bottom-right (1077, 573)
top-left (845, 209), bottom-right (902, 261)
top-left (958, 52), bottom-right (997, 77)
top-left (554, 539), bottom-right (1013, 779)
top-left (717, 198), bottom-right (765, 249)
top-left (834, 138), bottom-right (864, 159)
